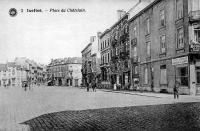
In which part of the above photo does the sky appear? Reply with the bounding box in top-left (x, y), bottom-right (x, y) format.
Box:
top-left (0, 0), bottom-right (138, 65)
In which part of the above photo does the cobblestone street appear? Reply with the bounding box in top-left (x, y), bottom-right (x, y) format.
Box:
top-left (0, 86), bottom-right (200, 130)
top-left (23, 102), bottom-right (200, 131)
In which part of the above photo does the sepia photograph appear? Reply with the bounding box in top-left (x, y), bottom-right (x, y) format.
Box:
top-left (0, 0), bottom-right (200, 130)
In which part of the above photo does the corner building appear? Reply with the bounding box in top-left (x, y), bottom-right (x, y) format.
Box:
top-left (129, 0), bottom-right (200, 95)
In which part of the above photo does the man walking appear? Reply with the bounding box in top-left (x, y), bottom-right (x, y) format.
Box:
top-left (86, 82), bottom-right (89, 92)
top-left (174, 81), bottom-right (180, 99)
top-left (92, 81), bottom-right (96, 92)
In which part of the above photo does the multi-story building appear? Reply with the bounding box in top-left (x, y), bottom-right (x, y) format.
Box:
top-left (0, 63), bottom-right (28, 87)
top-left (128, 0), bottom-right (200, 95)
top-left (14, 57), bottom-right (46, 85)
top-left (100, 29), bottom-right (112, 88)
top-left (47, 57), bottom-right (82, 87)
top-left (110, 10), bottom-right (130, 90)
top-left (129, 0), bottom-right (154, 90)
top-left (81, 34), bottom-right (101, 86)
top-left (81, 43), bottom-right (92, 86)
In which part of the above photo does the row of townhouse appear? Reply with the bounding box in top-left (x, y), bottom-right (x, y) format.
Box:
top-left (85, 0), bottom-right (200, 95)
top-left (46, 57), bottom-right (82, 87)
top-left (0, 63), bottom-right (27, 87)
top-left (14, 57), bottom-right (46, 85)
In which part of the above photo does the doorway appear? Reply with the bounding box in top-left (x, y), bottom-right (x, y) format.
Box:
top-left (196, 67), bottom-right (200, 94)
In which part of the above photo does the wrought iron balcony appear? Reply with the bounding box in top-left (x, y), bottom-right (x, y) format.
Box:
top-left (189, 10), bottom-right (200, 22)
top-left (111, 56), bottom-right (118, 63)
top-left (119, 51), bottom-right (129, 60)
top-left (131, 56), bottom-right (139, 64)
top-left (111, 40), bottom-right (117, 47)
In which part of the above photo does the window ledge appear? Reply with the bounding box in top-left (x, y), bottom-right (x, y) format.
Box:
top-left (159, 25), bottom-right (166, 30)
top-left (175, 17), bottom-right (184, 23)
top-left (160, 84), bottom-right (168, 86)
top-left (159, 52), bottom-right (166, 57)
top-left (145, 33), bottom-right (150, 37)
top-left (176, 48), bottom-right (185, 53)
top-left (176, 47), bottom-right (185, 51)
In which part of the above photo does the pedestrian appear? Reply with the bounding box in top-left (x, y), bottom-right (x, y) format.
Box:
top-left (86, 82), bottom-right (89, 92)
top-left (174, 81), bottom-right (180, 99)
top-left (92, 81), bottom-right (96, 92)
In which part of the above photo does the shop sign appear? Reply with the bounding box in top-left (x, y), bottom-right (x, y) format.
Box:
top-left (190, 42), bottom-right (200, 52)
top-left (172, 56), bottom-right (188, 65)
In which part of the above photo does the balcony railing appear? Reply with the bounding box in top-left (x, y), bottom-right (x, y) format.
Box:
top-left (189, 10), bottom-right (200, 22)
top-left (119, 51), bottom-right (129, 60)
top-left (111, 40), bottom-right (117, 47)
top-left (111, 56), bottom-right (118, 63)
top-left (131, 56), bottom-right (139, 63)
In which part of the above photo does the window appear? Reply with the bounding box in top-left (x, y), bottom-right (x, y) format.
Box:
top-left (133, 46), bottom-right (137, 57)
top-left (135, 66), bottom-right (138, 74)
top-left (160, 35), bottom-right (166, 53)
top-left (108, 39), bottom-right (110, 46)
top-left (177, 27), bottom-right (184, 49)
top-left (176, 66), bottom-right (188, 86)
top-left (176, 0), bottom-right (183, 19)
top-left (105, 40), bottom-right (107, 47)
top-left (146, 41), bottom-right (151, 57)
top-left (146, 18), bottom-right (150, 35)
top-left (160, 65), bottom-right (167, 84)
top-left (196, 67), bottom-right (200, 84)
top-left (105, 55), bottom-right (107, 63)
top-left (160, 9), bottom-right (165, 27)
top-left (12, 69), bottom-right (15, 75)
top-left (144, 67), bottom-right (148, 84)
top-left (197, 71), bottom-right (200, 84)
top-left (133, 25), bottom-right (137, 38)
top-left (125, 24), bottom-right (128, 33)
top-left (191, 0), bottom-right (200, 11)
top-left (193, 24), bottom-right (200, 43)
top-left (108, 53), bottom-right (110, 62)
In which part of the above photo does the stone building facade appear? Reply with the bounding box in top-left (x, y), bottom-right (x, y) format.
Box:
top-left (81, 43), bottom-right (92, 86)
top-left (81, 34), bottom-right (101, 87)
top-left (100, 29), bottom-right (112, 88)
top-left (128, 0), bottom-right (200, 95)
top-left (47, 57), bottom-right (82, 87)
top-left (110, 12), bottom-right (130, 90)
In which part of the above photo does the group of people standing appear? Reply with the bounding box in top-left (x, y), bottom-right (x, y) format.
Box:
top-left (86, 81), bottom-right (96, 92)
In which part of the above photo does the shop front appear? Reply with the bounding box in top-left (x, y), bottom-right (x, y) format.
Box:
top-left (189, 52), bottom-right (200, 95)
top-left (173, 54), bottom-right (200, 95)
top-left (172, 56), bottom-right (190, 94)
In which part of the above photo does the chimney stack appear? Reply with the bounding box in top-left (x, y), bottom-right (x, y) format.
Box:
top-left (117, 10), bottom-right (126, 20)
top-left (90, 36), bottom-right (96, 43)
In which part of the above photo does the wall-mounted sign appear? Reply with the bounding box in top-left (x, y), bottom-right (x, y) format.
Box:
top-left (190, 42), bottom-right (200, 52)
top-left (172, 56), bottom-right (188, 65)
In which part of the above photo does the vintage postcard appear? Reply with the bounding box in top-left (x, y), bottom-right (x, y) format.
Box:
top-left (0, 0), bottom-right (200, 130)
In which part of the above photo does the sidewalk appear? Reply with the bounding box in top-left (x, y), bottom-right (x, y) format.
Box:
top-left (99, 88), bottom-right (200, 101)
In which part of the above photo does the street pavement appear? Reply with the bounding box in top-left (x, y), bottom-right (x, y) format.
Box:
top-left (0, 85), bottom-right (200, 131)
top-left (23, 102), bottom-right (200, 131)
